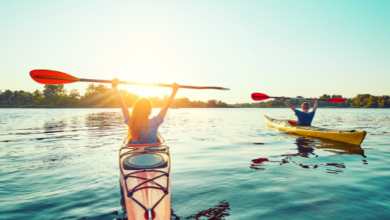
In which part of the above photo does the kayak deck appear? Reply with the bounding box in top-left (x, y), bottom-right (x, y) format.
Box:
top-left (264, 115), bottom-right (366, 145)
top-left (119, 133), bottom-right (171, 220)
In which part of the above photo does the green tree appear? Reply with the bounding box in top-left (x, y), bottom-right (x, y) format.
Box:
top-left (206, 99), bottom-right (217, 107)
top-left (217, 100), bottom-right (228, 107)
top-left (378, 95), bottom-right (390, 108)
top-left (351, 94), bottom-right (370, 108)
top-left (68, 89), bottom-right (80, 106)
top-left (0, 89), bottom-right (12, 104)
top-left (33, 90), bottom-right (43, 105)
top-left (365, 96), bottom-right (378, 108)
top-left (19, 91), bottom-right (33, 105)
top-left (43, 84), bottom-right (67, 104)
top-left (120, 89), bottom-right (139, 107)
top-left (82, 84), bottom-right (116, 107)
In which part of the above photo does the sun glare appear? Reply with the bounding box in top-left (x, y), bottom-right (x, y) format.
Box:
top-left (125, 85), bottom-right (171, 99)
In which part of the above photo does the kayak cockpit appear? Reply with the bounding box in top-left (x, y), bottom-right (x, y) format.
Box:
top-left (121, 133), bottom-right (168, 170)
top-left (287, 120), bottom-right (297, 126)
top-left (122, 147), bottom-right (169, 170)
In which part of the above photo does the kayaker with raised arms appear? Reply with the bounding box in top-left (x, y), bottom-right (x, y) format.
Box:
top-left (112, 78), bottom-right (179, 144)
top-left (281, 96), bottom-right (318, 126)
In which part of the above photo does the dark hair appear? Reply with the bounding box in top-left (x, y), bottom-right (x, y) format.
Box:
top-left (301, 102), bottom-right (310, 109)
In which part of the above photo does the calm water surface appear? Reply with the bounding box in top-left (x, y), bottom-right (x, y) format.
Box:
top-left (1, 108), bottom-right (390, 219)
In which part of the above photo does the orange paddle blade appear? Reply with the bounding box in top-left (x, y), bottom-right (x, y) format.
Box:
top-left (30, 70), bottom-right (79, 84)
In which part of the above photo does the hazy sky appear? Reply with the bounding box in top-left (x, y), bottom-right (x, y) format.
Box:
top-left (1, 0), bottom-right (389, 104)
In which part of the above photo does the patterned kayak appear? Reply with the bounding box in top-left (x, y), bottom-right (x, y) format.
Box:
top-left (264, 115), bottom-right (366, 145)
top-left (119, 133), bottom-right (170, 220)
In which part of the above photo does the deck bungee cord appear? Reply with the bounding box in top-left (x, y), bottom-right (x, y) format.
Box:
top-left (119, 167), bottom-right (170, 220)
top-left (119, 152), bottom-right (170, 219)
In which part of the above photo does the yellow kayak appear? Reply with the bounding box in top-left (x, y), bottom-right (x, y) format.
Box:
top-left (264, 115), bottom-right (366, 145)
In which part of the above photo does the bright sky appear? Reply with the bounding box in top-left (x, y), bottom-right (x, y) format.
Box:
top-left (1, 0), bottom-right (389, 104)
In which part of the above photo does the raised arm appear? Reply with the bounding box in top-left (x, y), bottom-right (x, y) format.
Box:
top-left (112, 78), bottom-right (130, 119)
top-left (312, 98), bottom-right (318, 112)
top-left (159, 83), bottom-right (179, 118)
top-left (282, 96), bottom-right (296, 112)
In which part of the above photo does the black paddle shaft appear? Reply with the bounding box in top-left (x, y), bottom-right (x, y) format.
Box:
top-left (270, 96), bottom-right (326, 101)
top-left (80, 78), bottom-right (229, 90)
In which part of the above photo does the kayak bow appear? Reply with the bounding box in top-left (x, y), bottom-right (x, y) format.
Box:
top-left (264, 115), bottom-right (366, 145)
top-left (119, 133), bottom-right (171, 220)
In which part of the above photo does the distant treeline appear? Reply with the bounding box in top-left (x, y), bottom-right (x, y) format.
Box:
top-left (231, 94), bottom-right (390, 108)
top-left (0, 84), bottom-right (229, 108)
top-left (2, 87), bottom-right (389, 109)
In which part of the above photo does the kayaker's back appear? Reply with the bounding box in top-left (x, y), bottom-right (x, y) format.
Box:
top-left (124, 132), bottom-right (164, 144)
top-left (125, 114), bottom-right (164, 144)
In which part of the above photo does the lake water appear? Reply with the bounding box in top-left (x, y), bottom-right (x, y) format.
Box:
top-left (1, 108), bottom-right (389, 219)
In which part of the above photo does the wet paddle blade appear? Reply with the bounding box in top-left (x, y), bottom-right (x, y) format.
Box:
top-left (251, 93), bottom-right (270, 101)
top-left (30, 70), bottom-right (79, 84)
top-left (326, 98), bottom-right (346, 103)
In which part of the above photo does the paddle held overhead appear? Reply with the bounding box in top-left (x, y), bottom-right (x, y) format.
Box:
top-left (30, 69), bottom-right (230, 90)
top-left (251, 93), bottom-right (346, 103)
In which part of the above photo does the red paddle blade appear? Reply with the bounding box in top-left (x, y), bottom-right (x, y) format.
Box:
top-left (30, 70), bottom-right (79, 84)
top-left (251, 93), bottom-right (270, 101)
top-left (326, 98), bottom-right (346, 103)
top-left (252, 158), bottom-right (269, 164)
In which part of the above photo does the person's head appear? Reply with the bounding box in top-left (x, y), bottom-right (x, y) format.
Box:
top-left (129, 98), bottom-right (153, 141)
top-left (301, 102), bottom-right (310, 111)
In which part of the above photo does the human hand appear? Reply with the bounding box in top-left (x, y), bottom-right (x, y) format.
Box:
top-left (112, 78), bottom-right (119, 90)
top-left (314, 98), bottom-right (318, 102)
top-left (281, 96), bottom-right (286, 101)
top-left (172, 82), bottom-right (179, 92)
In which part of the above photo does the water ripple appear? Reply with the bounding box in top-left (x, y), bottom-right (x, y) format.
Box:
top-left (1, 108), bottom-right (390, 219)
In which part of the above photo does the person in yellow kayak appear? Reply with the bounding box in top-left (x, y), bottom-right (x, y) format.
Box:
top-left (112, 79), bottom-right (179, 144)
top-left (281, 96), bottom-right (318, 126)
